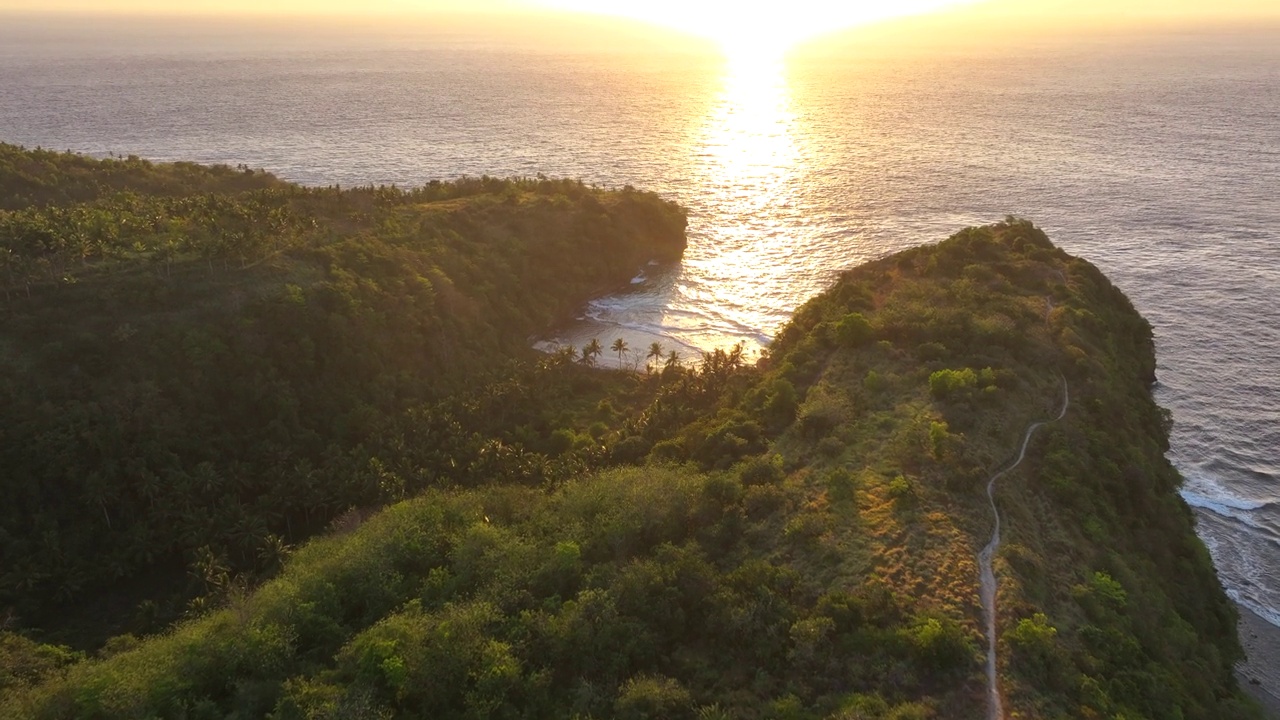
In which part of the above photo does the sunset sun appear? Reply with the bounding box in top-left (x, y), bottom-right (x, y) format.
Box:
top-left (537, 0), bottom-right (979, 58)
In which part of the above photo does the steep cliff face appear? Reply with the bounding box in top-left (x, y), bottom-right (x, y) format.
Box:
top-left (0, 209), bottom-right (1258, 719)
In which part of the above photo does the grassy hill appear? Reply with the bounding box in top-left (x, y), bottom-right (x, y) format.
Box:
top-left (0, 148), bottom-right (1259, 719)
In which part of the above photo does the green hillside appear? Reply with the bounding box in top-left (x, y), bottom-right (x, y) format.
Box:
top-left (0, 148), bottom-right (1259, 719)
top-left (0, 144), bottom-right (687, 641)
top-left (0, 144), bottom-right (287, 210)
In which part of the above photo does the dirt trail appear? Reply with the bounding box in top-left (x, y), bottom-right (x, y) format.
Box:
top-left (979, 378), bottom-right (1069, 720)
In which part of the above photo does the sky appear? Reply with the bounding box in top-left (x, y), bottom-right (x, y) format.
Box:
top-left (2, 0), bottom-right (1278, 52)
top-left (536, 0), bottom-right (980, 54)
top-left (6, 0), bottom-right (1278, 17)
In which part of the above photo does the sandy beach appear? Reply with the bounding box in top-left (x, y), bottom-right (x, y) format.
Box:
top-left (1237, 603), bottom-right (1280, 718)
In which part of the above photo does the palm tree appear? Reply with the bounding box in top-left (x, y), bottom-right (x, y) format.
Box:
top-left (557, 345), bottom-right (578, 366)
top-left (665, 349), bottom-right (681, 371)
top-left (611, 337), bottom-right (629, 368)
top-left (582, 338), bottom-right (602, 367)
top-left (646, 342), bottom-right (664, 373)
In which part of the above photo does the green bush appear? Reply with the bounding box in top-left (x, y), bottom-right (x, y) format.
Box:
top-left (863, 370), bottom-right (888, 393)
top-left (1008, 612), bottom-right (1062, 685)
top-left (903, 616), bottom-right (973, 672)
top-left (836, 312), bottom-right (875, 347)
top-left (614, 675), bottom-right (694, 720)
top-left (928, 368), bottom-right (977, 400)
top-left (739, 454), bottom-right (785, 486)
top-left (0, 633), bottom-right (84, 693)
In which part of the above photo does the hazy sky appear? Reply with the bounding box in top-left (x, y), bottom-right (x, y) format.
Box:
top-left (2, 0), bottom-right (1277, 49)
top-left (7, 0), bottom-right (1279, 18)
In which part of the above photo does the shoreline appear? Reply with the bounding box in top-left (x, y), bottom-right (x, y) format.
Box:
top-left (1237, 601), bottom-right (1280, 718)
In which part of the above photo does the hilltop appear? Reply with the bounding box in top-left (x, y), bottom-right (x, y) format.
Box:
top-left (0, 147), bottom-right (1261, 718)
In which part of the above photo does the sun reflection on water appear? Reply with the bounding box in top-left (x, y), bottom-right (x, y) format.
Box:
top-left (542, 50), bottom-right (819, 361)
top-left (700, 52), bottom-right (798, 207)
top-left (668, 50), bottom-right (807, 353)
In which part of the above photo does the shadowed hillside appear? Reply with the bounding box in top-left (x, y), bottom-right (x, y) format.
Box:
top-left (0, 145), bottom-right (687, 642)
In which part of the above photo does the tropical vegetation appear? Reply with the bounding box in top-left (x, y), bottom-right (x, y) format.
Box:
top-left (0, 146), bottom-right (1261, 719)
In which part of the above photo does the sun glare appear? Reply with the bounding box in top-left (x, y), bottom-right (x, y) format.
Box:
top-left (536, 0), bottom-right (977, 60)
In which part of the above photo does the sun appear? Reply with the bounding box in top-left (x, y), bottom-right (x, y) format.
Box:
top-left (534, 0), bottom-right (977, 59)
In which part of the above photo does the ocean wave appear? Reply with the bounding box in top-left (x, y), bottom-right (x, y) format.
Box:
top-left (1182, 490), bottom-right (1280, 539)
top-left (1226, 588), bottom-right (1280, 630)
top-left (584, 295), bottom-right (773, 345)
top-left (1180, 489), bottom-right (1272, 514)
top-left (1197, 530), bottom-right (1280, 629)
top-left (1189, 508), bottom-right (1280, 560)
top-left (1205, 455), bottom-right (1280, 484)
top-left (1180, 467), bottom-right (1277, 510)
top-left (1179, 466), bottom-right (1280, 551)
top-left (569, 316), bottom-right (683, 339)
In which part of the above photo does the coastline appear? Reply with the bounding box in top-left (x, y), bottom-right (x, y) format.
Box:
top-left (1237, 602), bottom-right (1280, 718)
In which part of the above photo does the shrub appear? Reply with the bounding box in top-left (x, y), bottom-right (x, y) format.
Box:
top-left (827, 468), bottom-right (857, 503)
top-left (831, 693), bottom-right (889, 719)
top-left (743, 484), bottom-right (786, 519)
top-left (614, 674), bottom-right (693, 720)
top-left (768, 694), bottom-right (807, 720)
top-left (1077, 571), bottom-right (1128, 614)
top-left (650, 439), bottom-right (686, 463)
top-left (798, 393), bottom-right (847, 439)
top-left (836, 312), bottom-right (875, 347)
top-left (863, 370), bottom-right (888, 393)
top-left (887, 475), bottom-right (913, 502)
top-left (887, 702), bottom-right (934, 720)
top-left (784, 511), bottom-right (828, 545)
top-left (817, 436), bottom-right (846, 459)
top-left (738, 455), bottom-right (785, 486)
top-left (904, 616), bottom-right (973, 672)
top-left (0, 633), bottom-right (84, 693)
top-left (612, 435), bottom-right (651, 465)
top-left (1008, 612), bottom-right (1062, 684)
top-left (1008, 613), bottom-right (1058, 651)
top-left (928, 422), bottom-right (950, 460)
top-left (916, 342), bottom-right (947, 361)
top-left (928, 368), bottom-right (977, 400)
top-left (762, 379), bottom-right (799, 429)
top-left (546, 428), bottom-right (575, 456)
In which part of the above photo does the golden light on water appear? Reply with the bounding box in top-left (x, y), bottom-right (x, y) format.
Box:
top-left (669, 47), bottom-right (808, 351)
top-left (701, 53), bottom-right (796, 204)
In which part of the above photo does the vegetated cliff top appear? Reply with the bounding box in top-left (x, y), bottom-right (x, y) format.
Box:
top-left (0, 142), bottom-right (288, 210)
top-left (0, 148), bottom-right (1260, 719)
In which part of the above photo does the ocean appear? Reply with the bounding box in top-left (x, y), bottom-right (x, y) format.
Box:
top-left (1, 16), bottom-right (1277, 630)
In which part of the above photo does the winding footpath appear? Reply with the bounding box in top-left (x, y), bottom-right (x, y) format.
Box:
top-left (979, 377), bottom-right (1070, 720)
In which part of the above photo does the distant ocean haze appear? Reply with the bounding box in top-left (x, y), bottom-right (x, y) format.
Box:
top-left (2, 18), bottom-right (1278, 627)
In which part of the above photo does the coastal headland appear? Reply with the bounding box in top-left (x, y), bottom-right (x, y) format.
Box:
top-left (0, 147), bottom-right (1266, 719)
